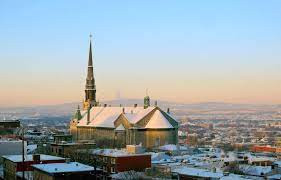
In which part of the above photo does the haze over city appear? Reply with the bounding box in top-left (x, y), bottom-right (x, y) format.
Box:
top-left (1, 0), bottom-right (281, 107)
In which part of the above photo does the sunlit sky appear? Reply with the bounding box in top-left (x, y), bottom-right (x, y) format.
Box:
top-left (0, 0), bottom-right (281, 107)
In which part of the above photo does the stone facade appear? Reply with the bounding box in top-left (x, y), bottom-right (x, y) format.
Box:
top-left (70, 106), bottom-right (178, 149)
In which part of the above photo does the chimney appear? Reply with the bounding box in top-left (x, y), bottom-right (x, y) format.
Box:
top-left (122, 107), bottom-right (125, 114)
top-left (134, 104), bottom-right (138, 108)
top-left (154, 101), bottom-right (158, 106)
top-left (167, 108), bottom-right (170, 114)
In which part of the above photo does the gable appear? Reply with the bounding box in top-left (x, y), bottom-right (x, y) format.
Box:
top-left (76, 106), bottom-right (177, 129)
top-left (144, 110), bottom-right (174, 129)
top-left (115, 124), bottom-right (125, 131)
top-left (159, 109), bottom-right (179, 128)
top-left (114, 114), bottom-right (132, 129)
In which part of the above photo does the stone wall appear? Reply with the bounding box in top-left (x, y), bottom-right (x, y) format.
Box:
top-left (145, 129), bottom-right (178, 149)
top-left (73, 126), bottom-right (178, 149)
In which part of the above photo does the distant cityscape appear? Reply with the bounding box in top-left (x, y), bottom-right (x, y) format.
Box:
top-left (2, 39), bottom-right (281, 180)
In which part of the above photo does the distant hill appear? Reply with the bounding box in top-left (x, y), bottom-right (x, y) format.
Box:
top-left (0, 99), bottom-right (280, 119)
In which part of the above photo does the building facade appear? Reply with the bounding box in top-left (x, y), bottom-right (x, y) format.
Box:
top-left (2, 154), bottom-right (65, 180)
top-left (32, 162), bottom-right (96, 180)
top-left (91, 148), bottom-right (151, 178)
top-left (70, 37), bottom-right (178, 149)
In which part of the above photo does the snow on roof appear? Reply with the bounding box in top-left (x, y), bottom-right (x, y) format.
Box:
top-left (77, 107), bottom-right (155, 128)
top-left (220, 174), bottom-right (253, 180)
top-left (159, 144), bottom-right (188, 151)
top-left (2, 154), bottom-right (65, 162)
top-left (32, 162), bottom-right (94, 174)
top-left (145, 110), bottom-right (173, 129)
top-left (267, 174), bottom-right (281, 179)
top-left (92, 149), bottom-right (128, 157)
top-left (27, 144), bottom-right (37, 154)
top-left (92, 148), bottom-right (149, 157)
top-left (149, 152), bottom-right (171, 161)
top-left (124, 107), bottom-right (155, 124)
top-left (115, 124), bottom-right (125, 131)
top-left (172, 167), bottom-right (223, 178)
top-left (274, 161), bottom-right (281, 167)
top-left (240, 165), bottom-right (272, 176)
top-left (247, 154), bottom-right (276, 164)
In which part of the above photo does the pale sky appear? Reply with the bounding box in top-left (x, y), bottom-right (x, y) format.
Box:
top-left (1, 0), bottom-right (281, 107)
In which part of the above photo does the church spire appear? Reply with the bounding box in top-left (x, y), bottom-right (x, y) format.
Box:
top-left (84, 34), bottom-right (97, 110)
top-left (88, 34), bottom-right (93, 67)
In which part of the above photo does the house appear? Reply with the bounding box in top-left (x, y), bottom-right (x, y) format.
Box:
top-left (92, 148), bottom-right (151, 178)
top-left (2, 154), bottom-right (65, 180)
top-left (32, 162), bottom-right (96, 180)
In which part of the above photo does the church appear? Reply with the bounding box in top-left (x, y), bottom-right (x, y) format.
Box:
top-left (70, 38), bottom-right (178, 149)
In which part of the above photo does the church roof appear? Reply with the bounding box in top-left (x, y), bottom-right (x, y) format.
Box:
top-left (115, 124), bottom-right (125, 131)
top-left (145, 109), bottom-right (173, 129)
top-left (76, 106), bottom-right (177, 129)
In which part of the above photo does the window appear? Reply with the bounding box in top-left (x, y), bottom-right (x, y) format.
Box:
top-left (58, 149), bottom-right (62, 155)
top-left (103, 157), bottom-right (107, 163)
top-left (111, 167), bottom-right (116, 173)
top-left (111, 158), bottom-right (116, 164)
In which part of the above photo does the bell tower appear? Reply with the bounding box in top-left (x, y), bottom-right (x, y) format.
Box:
top-left (83, 34), bottom-right (97, 110)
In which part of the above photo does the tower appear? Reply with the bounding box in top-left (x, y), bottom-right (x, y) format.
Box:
top-left (144, 89), bottom-right (150, 109)
top-left (144, 96), bottom-right (150, 109)
top-left (83, 35), bottom-right (97, 110)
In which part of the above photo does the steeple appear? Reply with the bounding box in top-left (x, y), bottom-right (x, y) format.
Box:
top-left (73, 105), bottom-right (82, 121)
top-left (84, 34), bottom-right (97, 110)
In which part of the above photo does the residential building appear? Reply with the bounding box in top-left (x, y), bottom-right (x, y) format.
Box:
top-left (32, 162), bottom-right (96, 180)
top-left (92, 148), bottom-right (151, 177)
top-left (2, 154), bottom-right (65, 180)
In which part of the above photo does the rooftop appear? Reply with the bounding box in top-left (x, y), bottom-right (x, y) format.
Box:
top-left (172, 167), bottom-right (223, 178)
top-left (92, 148), bottom-right (150, 157)
top-left (2, 154), bottom-right (65, 163)
top-left (77, 106), bottom-right (177, 129)
top-left (32, 162), bottom-right (94, 174)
